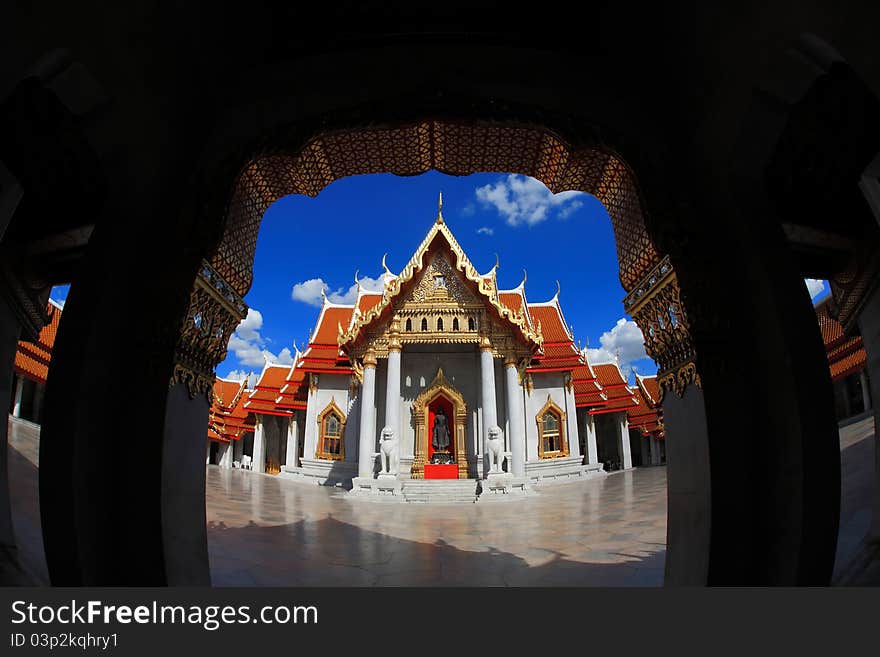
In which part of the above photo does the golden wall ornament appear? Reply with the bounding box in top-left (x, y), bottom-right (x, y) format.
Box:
top-left (410, 368), bottom-right (469, 480)
top-left (627, 258), bottom-right (699, 400)
top-left (171, 260), bottom-right (248, 402)
top-left (337, 216), bottom-right (544, 353)
top-left (342, 250), bottom-right (535, 363)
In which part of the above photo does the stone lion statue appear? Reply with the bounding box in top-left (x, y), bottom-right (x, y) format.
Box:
top-left (379, 425), bottom-right (398, 475)
top-left (486, 425), bottom-right (504, 474)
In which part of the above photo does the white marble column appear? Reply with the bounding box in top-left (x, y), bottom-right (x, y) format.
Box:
top-left (618, 413), bottom-right (632, 469)
top-left (12, 376), bottom-right (23, 418)
top-left (584, 413), bottom-right (599, 466)
top-left (860, 370), bottom-right (872, 412)
top-left (285, 413), bottom-right (300, 469)
top-left (252, 415), bottom-right (266, 473)
top-left (480, 339), bottom-right (498, 475)
top-left (233, 436), bottom-right (244, 466)
top-left (651, 436), bottom-right (661, 465)
top-left (564, 377), bottom-right (581, 459)
top-left (385, 340), bottom-right (402, 438)
top-left (218, 441), bottom-right (232, 469)
top-left (504, 356), bottom-right (526, 478)
top-left (357, 351), bottom-right (378, 479)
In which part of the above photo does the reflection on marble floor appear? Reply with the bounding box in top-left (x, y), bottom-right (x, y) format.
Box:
top-left (206, 466), bottom-right (668, 586)
top-left (10, 414), bottom-right (873, 586)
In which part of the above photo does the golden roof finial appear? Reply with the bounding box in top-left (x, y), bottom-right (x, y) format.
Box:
top-left (436, 191), bottom-right (444, 224)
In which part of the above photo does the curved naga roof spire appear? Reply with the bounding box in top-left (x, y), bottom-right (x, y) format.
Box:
top-left (436, 191), bottom-right (444, 224)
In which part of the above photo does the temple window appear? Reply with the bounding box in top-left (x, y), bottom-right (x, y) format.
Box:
top-left (317, 400), bottom-right (346, 461)
top-left (405, 318), bottom-right (412, 331)
top-left (437, 317), bottom-right (444, 331)
top-left (452, 317), bottom-right (460, 331)
top-left (421, 318), bottom-right (428, 331)
top-left (537, 397), bottom-right (567, 459)
top-left (468, 317), bottom-right (475, 331)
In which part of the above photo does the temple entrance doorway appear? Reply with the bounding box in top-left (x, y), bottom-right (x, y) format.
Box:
top-left (426, 396), bottom-right (456, 478)
top-left (412, 369), bottom-right (469, 480)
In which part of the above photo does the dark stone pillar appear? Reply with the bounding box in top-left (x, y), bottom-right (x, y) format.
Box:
top-left (162, 384), bottom-right (211, 585)
top-left (658, 177), bottom-right (840, 585)
top-left (663, 385), bottom-right (711, 585)
top-left (856, 284), bottom-right (880, 541)
top-left (0, 295), bottom-right (22, 554)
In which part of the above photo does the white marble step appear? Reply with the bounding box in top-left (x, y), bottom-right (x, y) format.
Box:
top-left (401, 479), bottom-right (479, 503)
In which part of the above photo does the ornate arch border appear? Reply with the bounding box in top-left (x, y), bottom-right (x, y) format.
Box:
top-left (411, 368), bottom-right (468, 479)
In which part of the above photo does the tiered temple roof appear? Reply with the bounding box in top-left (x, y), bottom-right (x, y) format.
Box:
top-left (214, 212), bottom-right (657, 430)
top-left (14, 299), bottom-right (62, 385)
top-left (244, 362), bottom-right (296, 416)
top-left (208, 377), bottom-right (255, 443)
top-left (816, 297), bottom-right (867, 382)
top-left (628, 375), bottom-right (664, 439)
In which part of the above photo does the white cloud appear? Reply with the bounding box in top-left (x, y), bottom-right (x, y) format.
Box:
top-left (235, 308), bottom-right (263, 341)
top-left (476, 226), bottom-right (494, 236)
top-left (225, 370), bottom-right (259, 388)
top-left (586, 318), bottom-right (648, 379)
top-left (475, 174), bottom-right (586, 227)
top-left (461, 202), bottom-right (475, 217)
top-left (291, 278), bottom-right (328, 307)
top-left (805, 278), bottom-right (826, 300)
top-left (291, 273), bottom-right (384, 307)
top-left (225, 308), bottom-right (293, 368)
top-left (274, 347), bottom-right (294, 366)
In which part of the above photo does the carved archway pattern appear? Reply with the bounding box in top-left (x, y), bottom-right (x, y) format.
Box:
top-left (213, 120), bottom-right (660, 298)
top-left (182, 120), bottom-right (698, 403)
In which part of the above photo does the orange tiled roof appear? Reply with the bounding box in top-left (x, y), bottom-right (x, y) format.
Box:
top-left (816, 299), bottom-right (867, 382)
top-left (14, 300), bottom-right (62, 385)
top-left (314, 306), bottom-right (354, 345)
top-left (278, 367), bottom-right (308, 409)
top-left (243, 363), bottom-right (296, 417)
top-left (499, 292), bottom-right (524, 316)
top-left (357, 293), bottom-right (383, 317)
top-left (589, 363), bottom-right (639, 413)
top-left (830, 349), bottom-right (867, 381)
top-left (638, 376), bottom-right (661, 406)
top-left (592, 363), bottom-right (627, 388)
top-left (628, 379), bottom-right (664, 437)
top-left (208, 377), bottom-right (255, 442)
top-left (528, 304), bottom-right (571, 343)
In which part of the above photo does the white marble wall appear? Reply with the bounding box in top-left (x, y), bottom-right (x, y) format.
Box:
top-left (396, 346), bottom-right (503, 473)
top-left (303, 373), bottom-right (357, 462)
top-left (524, 372), bottom-right (576, 461)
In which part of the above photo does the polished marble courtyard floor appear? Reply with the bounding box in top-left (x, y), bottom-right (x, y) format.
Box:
top-left (7, 413), bottom-right (877, 586)
top-left (206, 466), bottom-right (668, 586)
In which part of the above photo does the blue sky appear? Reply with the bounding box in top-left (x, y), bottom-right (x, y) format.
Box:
top-left (50, 171), bottom-right (831, 385)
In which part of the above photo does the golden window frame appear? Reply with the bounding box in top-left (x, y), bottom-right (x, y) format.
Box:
top-left (316, 397), bottom-right (346, 461)
top-left (536, 394), bottom-right (568, 459)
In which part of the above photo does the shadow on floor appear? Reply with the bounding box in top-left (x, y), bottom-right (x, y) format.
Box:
top-left (207, 514), bottom-right (667, 586)
top-left (1, 443), bottom-right (48, 585)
